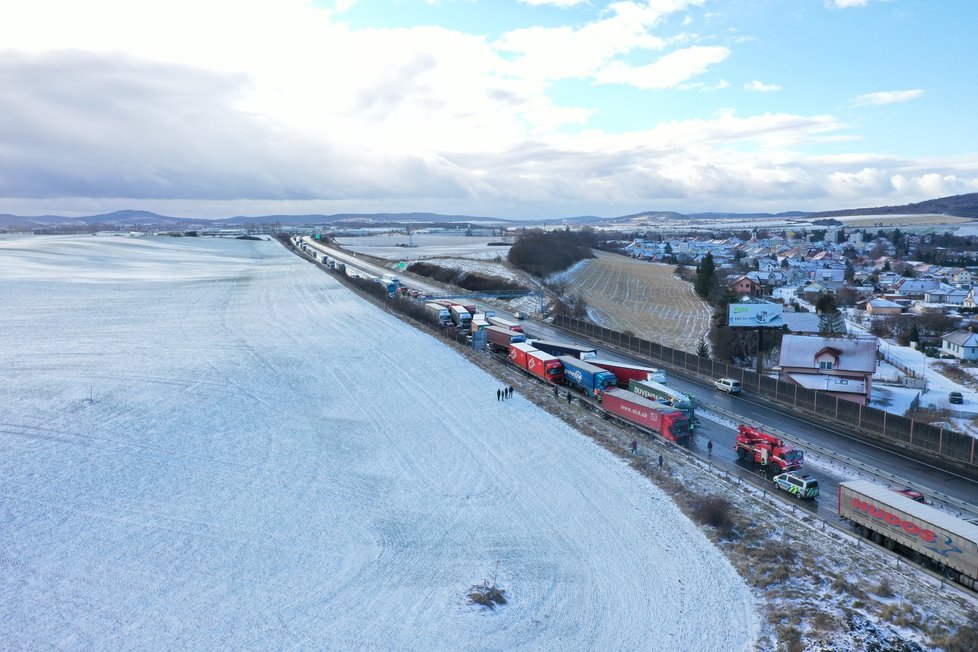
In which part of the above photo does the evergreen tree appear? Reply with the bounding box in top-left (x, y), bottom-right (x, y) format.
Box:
top-left (909, 322), bottom-right (920, 345)
top-left (696, 338), bottom-right (709, 358)
top-left (694, 252), bottom-right (716, 298)
top-left (816, 294), bottom-right (846, 334)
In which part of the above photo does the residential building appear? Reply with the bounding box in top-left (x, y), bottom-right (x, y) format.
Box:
top-left (777, 334), bottom-right (878, 405)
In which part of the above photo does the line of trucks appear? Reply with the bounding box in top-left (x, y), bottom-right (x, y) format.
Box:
top-left (298, 250), bottom-right (978, 592)
top-left (294, 237), bottom-right (404, 294)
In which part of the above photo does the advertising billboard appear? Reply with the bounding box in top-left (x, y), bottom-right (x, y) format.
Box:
top-left (728, 303), bottom-right (783, 328)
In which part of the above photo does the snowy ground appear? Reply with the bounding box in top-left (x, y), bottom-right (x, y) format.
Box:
top-left (0, 235), bottom-right (757, 650)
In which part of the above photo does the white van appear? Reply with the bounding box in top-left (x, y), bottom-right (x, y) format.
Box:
top-left (714, 378), bottom-right (741, 394)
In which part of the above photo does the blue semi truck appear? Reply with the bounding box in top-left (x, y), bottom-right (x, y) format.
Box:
top-left (558, 356), bottom-right (617, 399)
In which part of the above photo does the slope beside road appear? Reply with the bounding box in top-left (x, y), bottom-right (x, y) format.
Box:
top-left (0, 235), bottom-right (757, 650)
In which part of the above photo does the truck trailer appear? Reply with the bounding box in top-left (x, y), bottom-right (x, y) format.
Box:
top-left (838, 479), bottom-right (978, 589)
top-left (589, 359), bottom-right (667, 387)
top-left (559, 356), bottom-right (617, 399)
top-left (529, 339), bottom-right (597, 360)
top-left (601, 388), bottom-right (691, 445)
top-left (628, 379), bottom-right (698, 428)
top-left (450, 304), bottom-right (472, 329)
top-left (424, 302), bottom-right (451, 325)
top-left (509, 343), bottom-right (564, 384)
top-left (486, 325), bottom-right (526, 352)
top-left (486, 315), bottom-right (524, 333)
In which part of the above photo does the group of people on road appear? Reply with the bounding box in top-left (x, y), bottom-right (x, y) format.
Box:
top-left (497, 386), bottom-right (514, 401)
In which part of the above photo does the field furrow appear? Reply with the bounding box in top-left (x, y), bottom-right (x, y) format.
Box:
top-left (566, 252), bottom-right (711, 353)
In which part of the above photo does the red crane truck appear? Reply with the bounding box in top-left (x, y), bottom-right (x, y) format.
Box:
top-left (509, 343), bottom-right (564, 384)
top-left (602, 388), bottom-right (692, 444)
top-left (734, 424), bottom-right (804, 472)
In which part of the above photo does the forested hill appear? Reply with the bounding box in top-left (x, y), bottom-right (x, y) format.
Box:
top-left (810, 193), bottom-right (978, 219)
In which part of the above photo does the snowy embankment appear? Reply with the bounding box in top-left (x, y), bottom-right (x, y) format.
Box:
top-left (0, 235), bottom-right (757, 650)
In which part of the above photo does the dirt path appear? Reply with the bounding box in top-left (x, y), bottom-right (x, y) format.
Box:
top-left (567, 252), bottom-right (711, 352)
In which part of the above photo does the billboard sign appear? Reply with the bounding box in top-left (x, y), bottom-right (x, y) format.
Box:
top-left (728, 303), bottom-right (783, 328)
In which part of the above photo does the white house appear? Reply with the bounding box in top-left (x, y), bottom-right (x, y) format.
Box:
top-left (941, 329), bottom-right (978, 361)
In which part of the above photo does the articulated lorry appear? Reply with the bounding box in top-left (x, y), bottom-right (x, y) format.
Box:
top-left (424, 302), bottom-right (451, 325)
top-left (601, 388), bottom-right (692, 445)
top-left (486, 315), bottom-right (524, 333)
top-left (509, 343), bottom-right (563, 384)
top-left (627, 379), bottom-right (698, 428)
top-left (589, 359), bottom-right (667, 387)
top-left (450, 304), bottom-right (472, 329)
top-left (529, 339), bottom-right (597, 360)
top-left (486, 325), bottom-right (526, 352)
top-left (559, 356), bottom-right (617, 399)
top-left (839, 479), bottom-right (978, 589)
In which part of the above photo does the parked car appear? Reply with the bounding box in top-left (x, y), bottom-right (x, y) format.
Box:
top-left (949, 391), bottom-right (964, 404)
top-left (714, 378), bottom-right (741, 394)
top-left (773, 472), bottom-right (820, 500)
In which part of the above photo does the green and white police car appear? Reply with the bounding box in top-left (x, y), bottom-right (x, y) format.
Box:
top-left (772, 472), bottom-right (820, 500)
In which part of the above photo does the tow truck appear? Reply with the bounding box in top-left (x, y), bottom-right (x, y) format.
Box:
top-left (734, 424), bottom-right (804, 473)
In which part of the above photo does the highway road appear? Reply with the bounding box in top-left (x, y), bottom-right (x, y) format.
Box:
top-left (517, 315), bottom-right (978, 518)
top-left (297, 235), bottom-right (978, 517)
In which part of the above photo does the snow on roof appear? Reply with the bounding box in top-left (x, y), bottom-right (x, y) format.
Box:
top-left (779, 334), bottom-right (877, 372)
top-left (782, 312), bottom-right (820, 333)
top-left (785, 373), bottom-right (867, 394)
top-left (869, 298), bottom-right (902, 308)
top-left (942, 329), bottom-right (978, 347)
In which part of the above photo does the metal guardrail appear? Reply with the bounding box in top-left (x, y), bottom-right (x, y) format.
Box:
top-left (553, 315), bottom-right (978, 476)
top-left (704, 403), bottom-right (978, 519)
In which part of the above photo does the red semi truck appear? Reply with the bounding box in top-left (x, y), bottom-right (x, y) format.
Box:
top-left (509, 343), bottom-right (564, 384)
top-left (734, 424), bottom-right (804, 472)
top-left (602, 388), bottom-right (691, 444)
top-left (589, 359), bottom-right (667, 388)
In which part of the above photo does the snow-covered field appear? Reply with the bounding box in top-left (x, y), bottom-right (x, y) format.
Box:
top-left (0, 235), bottom-right (757, 650)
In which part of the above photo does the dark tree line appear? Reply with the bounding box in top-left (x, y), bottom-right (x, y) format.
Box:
top-left (507, 228), bottom-right (598, 277)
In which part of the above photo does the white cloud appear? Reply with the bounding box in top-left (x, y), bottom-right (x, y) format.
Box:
top-left (0, 0), bottom-right (971, 219)
top-left (852, 89), bottom-right (925, 106)
top-left (596, 46), bottom-right (730, 89)
top-left (518, 0), bottom-right (588, 6)
top-left (334, 0), bottom-right (359, 11)
top-left (744, 80), bottom-right (781, 92)
top-left (828, 0), bottom-right (870, 8)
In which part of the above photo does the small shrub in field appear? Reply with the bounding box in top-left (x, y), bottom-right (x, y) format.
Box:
top-left (874, 575), bottom-right (894, 598)
top-left (468, 581), bottom-right (507, 609)
top-left (691, 495), bottom-right (735, 534)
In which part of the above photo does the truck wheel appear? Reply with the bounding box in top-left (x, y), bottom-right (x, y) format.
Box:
top-left (871, 531), bottom-right (882, 545)
top-left (943, 567), bottom-right (960, 583)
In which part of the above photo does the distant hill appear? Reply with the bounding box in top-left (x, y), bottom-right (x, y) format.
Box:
top-left (810, 192), bottom-right (978, 219)
top-left (2, 192), bottom-right (977, 229)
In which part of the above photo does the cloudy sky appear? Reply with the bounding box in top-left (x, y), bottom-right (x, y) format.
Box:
top-left (1, 0), bottom-right (975, 219)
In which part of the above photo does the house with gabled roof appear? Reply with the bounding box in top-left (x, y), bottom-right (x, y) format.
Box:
top-left (727, 274), bottom-right (760, 297)
top-left (941, 329), bottom-right (978, 361)
top-left (866, 298), bottom-right (903, 316)
top-left (776, 334), bottom-right (877, 405)
top-left (894, 278), bottom-right (941, 300)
